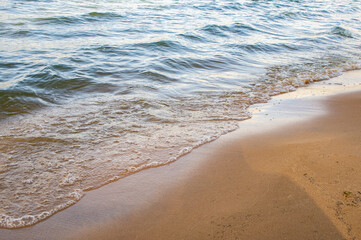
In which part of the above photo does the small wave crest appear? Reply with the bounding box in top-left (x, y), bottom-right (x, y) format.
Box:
top-left (0, 62), bottom-right (120, 118)
top-left (131, 40), bottom-right (192, 53)
top-left (330, 26), bottom-right (353, 38)
top-left (259, 57), bottom-right (361, 96)
top-left (33, 12), bottom-right (123, 25)
top-left (201, 23), bottom-right (257, 37)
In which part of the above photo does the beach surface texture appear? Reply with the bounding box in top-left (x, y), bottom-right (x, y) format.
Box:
top-left (1, 71), bottom-right (360, 240)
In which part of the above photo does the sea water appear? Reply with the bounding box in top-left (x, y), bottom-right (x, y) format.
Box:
top-left (0, 0), bottom-right (361, 228)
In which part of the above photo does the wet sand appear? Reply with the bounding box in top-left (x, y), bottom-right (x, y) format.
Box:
top-left (1, 72), bottom-right (361, 240)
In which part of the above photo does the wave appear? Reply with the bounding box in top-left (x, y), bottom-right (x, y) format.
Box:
top-left (33, 12), bottom-right (124, 25)
top-left (0, 63), bottom-right (120, 118)
top-left (131, 40), bottom-right (192, 53)
top-left (201, 23), bottom-right (257, 37)
top-left (331, 26), bottom-right (353, 38)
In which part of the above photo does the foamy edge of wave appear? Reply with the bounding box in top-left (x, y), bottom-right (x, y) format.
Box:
top-left (0, 120), bottom-right (243, 229)
top-left (0, 190), bottom-right (83, 229)
top-left (86, 120), bottom-right (244, 189)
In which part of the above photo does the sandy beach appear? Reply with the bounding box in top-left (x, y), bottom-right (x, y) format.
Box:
top-left (1, 72), bottom-right (361, 240)
top-left (71, 95), bottom-right (361, 239)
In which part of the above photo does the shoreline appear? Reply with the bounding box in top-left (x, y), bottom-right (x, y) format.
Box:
top-left (1, 71), bottom-right (361, 239)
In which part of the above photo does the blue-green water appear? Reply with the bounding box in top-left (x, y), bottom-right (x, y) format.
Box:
top-left (1, 0), bottom-right (361, 228)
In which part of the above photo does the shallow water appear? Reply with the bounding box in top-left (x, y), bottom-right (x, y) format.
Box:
top-left (1, 0), bottom-right (361, 228)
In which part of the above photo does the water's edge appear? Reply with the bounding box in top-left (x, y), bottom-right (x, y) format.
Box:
top-left (2, 68), bottom-right (361, 229)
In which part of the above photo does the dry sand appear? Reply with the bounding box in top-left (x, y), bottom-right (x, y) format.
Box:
top-left (1, 72), bottom-right (360, 240)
